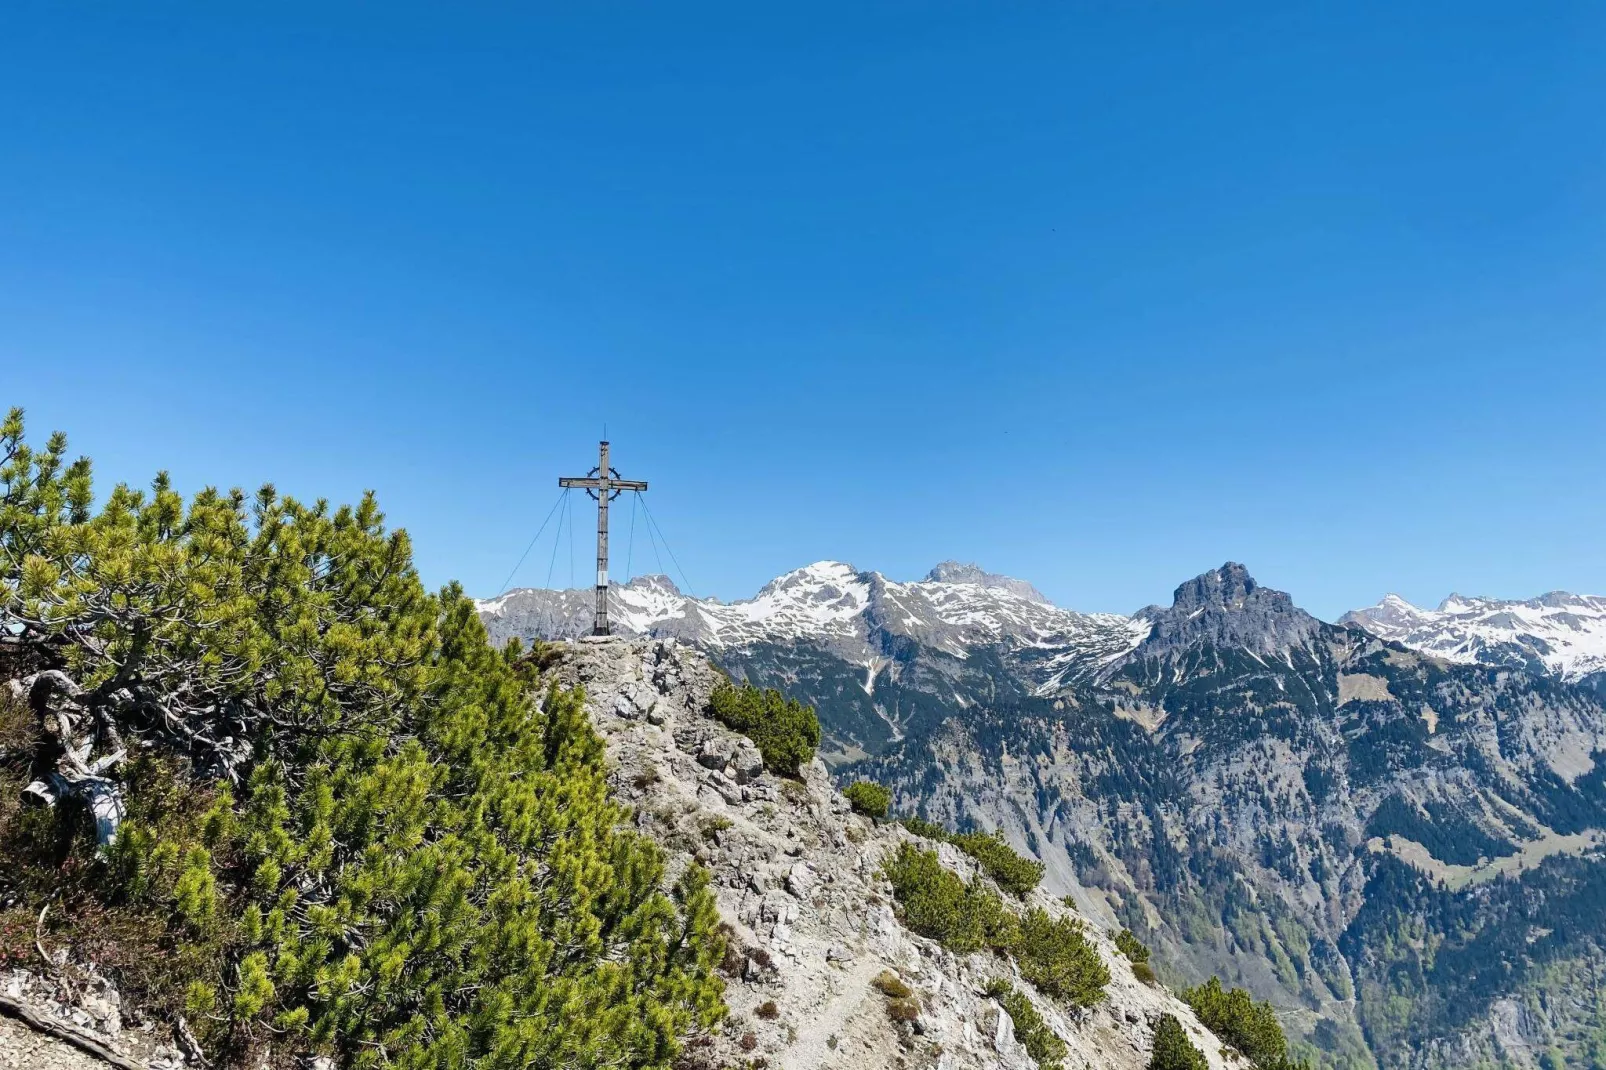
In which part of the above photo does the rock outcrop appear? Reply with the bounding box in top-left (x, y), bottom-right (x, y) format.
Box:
top-left (552, 635), bottom-right (1232, 1070)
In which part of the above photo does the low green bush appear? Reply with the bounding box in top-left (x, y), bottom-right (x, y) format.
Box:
top-left (1148, 1013), bottom-right (1208, 1070)
top-left (1182, 977), bottom-right (1309, 1069)
top-left (1115, 928), bottom-right (1151, 963)
top-left (1013, 908), bottom-right (1110, 1008)
top-left (844, 780), bottom-right (891, 819)
top-left (882, 845), bottom-right (1110, 1014)
top-left (949, 830), bottom-right (1045, 897)
top-left (881, 843), bottom-right (1014, 954)
top-left (708, 681), bottom-right (821, 777)
top-left (984, 979), bottom-right (1067, 1070)
top-left (892, 815), bottom-right (1045, 898)
top-left (900, 815), bottom-right (948, 840)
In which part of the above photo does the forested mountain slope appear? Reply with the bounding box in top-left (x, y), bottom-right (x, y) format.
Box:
top-left (855, 565), bottom-right (1606, 1069)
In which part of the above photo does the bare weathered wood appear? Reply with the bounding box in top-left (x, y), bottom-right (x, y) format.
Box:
top-left (559, 440), bottom-right (649, 636)
top-left (35, 902), bottom-right (55, 975)
top-left (0, 993), bottom-right (151, 1070)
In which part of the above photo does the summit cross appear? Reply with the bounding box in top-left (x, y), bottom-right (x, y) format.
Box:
top-left (559, 441), bottom-right (648, 636)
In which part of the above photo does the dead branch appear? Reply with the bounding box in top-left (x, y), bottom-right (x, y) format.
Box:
top-left (34, 901), bottom-right (54, 975)
top-left (0, 993), bottom-right (152, 1070)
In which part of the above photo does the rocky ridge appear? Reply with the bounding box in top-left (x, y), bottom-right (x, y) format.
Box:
top-left (480, 561), bottom-right (1149, 695)
top-left (552, 635), bottom-right (1234, 1070)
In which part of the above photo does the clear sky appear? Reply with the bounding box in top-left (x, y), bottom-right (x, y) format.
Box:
top-left (3, 4), bottom-right (1603, 620)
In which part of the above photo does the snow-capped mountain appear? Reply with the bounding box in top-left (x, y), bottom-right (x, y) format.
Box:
top-left (1341, 590), bottom-right (1606, 687)
top-left (478, 560), bottom-right (1150, 692)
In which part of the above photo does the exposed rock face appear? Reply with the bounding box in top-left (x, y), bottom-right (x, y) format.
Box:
top-left (1132, 561), bottom-right (1324, 659)
top-left (923, 561), bottom-right (1050, 605)
top-left (551, 636), bottom-right (1233, 1070)
top-left (0, 965), bottom-right (197, 1069)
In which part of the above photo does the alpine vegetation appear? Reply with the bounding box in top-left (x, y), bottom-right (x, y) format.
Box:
top-left (0, 407), bottom-right (727, 1068)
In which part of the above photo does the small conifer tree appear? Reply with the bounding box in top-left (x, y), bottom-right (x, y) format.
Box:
top-left (1182, 976), bottom-right (1310, 1069)
top-left (844, 779), bottom-right (891, 818)
top-left (708, 680), bottom-right (820, 776)
top-left (1116, 928), bottom-right (1151, 963)
top-left (1149, 1014), bottom-right (1208, 1070)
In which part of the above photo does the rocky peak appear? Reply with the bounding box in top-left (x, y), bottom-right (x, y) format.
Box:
top-left (923, 561), bottom-right (1049, 604)
top-left (624, 573), bottom-right (681, 595)
top-left (1134, 562), bottom-right (1323, 658)
top-left (1170, 561), bottom-right (1262, 611)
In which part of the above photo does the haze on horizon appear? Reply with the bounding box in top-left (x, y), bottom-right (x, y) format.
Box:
top-left (3, 4), bottom-right (1603, 621)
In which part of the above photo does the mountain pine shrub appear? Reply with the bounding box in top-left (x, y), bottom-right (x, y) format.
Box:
top-left (1182, 977), bottom-right (1310, 1069)
top-left (1013, 908), bottom-right (1109, 1008)
top-left (983, 978), bottom-right (1067, 1070)
top-left (899, 815), bottom-right (949, 840)
top-left (892, 813), bottom-right (1045, 897)
top-left (707, 680), bottom-right (820, 776)
top-left (882, 844), bottom-right (1108, 1011)
top-left (950, 829), bottom-right (1046, 897)
top-left (1115, 927), bottom-right (1151, 963)
top-left (1148, 1013), bottom-right (1208, 1070)
top-left (881, 842), bottom-right (1014, 954)
top-left (844, 779), bottom-right (891, 819)
top-left (0, 407), bottom-right (728, 1068)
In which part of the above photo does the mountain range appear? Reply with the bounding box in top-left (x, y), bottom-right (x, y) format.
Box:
top-left (479, 561), bottom-right (1606, 748)
top-left (1343, 591), bottom-right (1606, 694)
top-left (479, 562), bottom-right (1606, 1070)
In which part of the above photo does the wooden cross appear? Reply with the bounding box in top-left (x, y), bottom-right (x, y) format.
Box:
top-left (559, 441), bottom-right (648, 636)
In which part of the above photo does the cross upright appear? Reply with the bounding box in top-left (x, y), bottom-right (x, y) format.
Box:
top-left (559, 441), bottom-right (648, 636)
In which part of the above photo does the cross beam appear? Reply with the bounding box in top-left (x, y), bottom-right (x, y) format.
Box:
top-left (559, 441), bottom-right (648, 636)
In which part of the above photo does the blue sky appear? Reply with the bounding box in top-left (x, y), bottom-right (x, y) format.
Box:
top-left (3, 4), bottom-right (1603, 619)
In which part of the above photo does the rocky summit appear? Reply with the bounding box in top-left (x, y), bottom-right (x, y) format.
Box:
top-left (1133, 562), bottom-right (1325, 659)
top-left (547, 635), bottom-right (1232, 1070)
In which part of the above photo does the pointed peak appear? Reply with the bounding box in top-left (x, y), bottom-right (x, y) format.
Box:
top-left (622, 573), bottom-right (681, 595)
top-left (756, 561), bottom-right (863, 597)
top-left (1169, 561), bottom-right (1262, 611)
top-left (1339, 593), bottom-right (1428, 632)
top-left (1135, 562), bottom-right (1320, 658)
top-left (922, 561), bottom-right (1048, 603)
